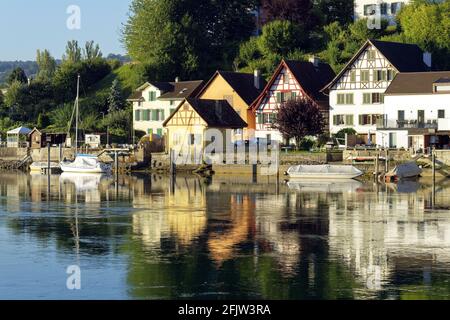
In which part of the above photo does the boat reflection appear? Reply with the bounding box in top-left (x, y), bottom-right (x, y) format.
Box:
top-left (60, 172), bottom-right (110, 192)
top-left (287, 179), bottom-right (363, 193)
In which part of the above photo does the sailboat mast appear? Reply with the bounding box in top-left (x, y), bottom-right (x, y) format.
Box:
top-left (75, 74), bottom-right (80, 155)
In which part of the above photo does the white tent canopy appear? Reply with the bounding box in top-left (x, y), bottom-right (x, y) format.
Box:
top-left (7, 127), bottom-right (32, 135)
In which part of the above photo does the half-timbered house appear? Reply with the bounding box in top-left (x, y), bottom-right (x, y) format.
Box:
top-left (163, 98), bottom-right (247, 155)
top-left (250, 58), bottom-right (335, 143)
top-left (196, 71), bottom-right (266, 141)
top-left (321, 39), bottom-right (430, 144)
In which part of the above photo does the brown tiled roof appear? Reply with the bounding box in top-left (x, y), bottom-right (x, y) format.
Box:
top-left (163, 98), bottom-right (247, 128)
top-left (250, 59), bottom-right (335, 112)
top-left (284, 60), bottom-right (336, 101)
top-left (158, 80), bottom-right (204, 100)
top-left (385, 71), bottom-right (450, 95)
top-left (322, 39), bottom-right (430, 92)
top-left (127, 80), bottom-right (204, 101)
top-left (197, 71), bottom-right (266, 106)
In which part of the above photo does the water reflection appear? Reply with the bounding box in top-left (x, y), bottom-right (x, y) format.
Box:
top-left (0, 172), bottom-right (449, 299)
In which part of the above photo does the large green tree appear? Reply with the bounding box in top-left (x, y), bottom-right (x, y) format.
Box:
top-left (36, 49), bottom-right (57, 81)
top-left (63, 40), bottom-right (82, 64)
top-left (107, 79), bottom-right (126, 113)
top-left (7, 67), bottom-right (28, 85)
top-left (122, 0), bottom-right (258, 80)
top-left (383, 0), bottom-right (450, 69)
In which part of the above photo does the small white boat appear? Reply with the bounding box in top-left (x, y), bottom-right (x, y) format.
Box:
top-left (30, 162), bottom-right (60, 172)
top-left (286, 165), bottom-right (363, 180)
top-left (60, 154), bottom-right (112, 174)
top-left (386, 161), bottom-right (422, 179)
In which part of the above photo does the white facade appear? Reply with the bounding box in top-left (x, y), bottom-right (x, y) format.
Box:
top-left (132, 83), bottom-right (179, 137)
top-left (328, 43), bottom-right (398, 143)
top-left (354, 0), bottom-right (410, 25)
top-left (377, 92), bottom-right (450, 150)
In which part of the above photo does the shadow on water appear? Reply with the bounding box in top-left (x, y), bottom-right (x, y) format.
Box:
top-left (1, 171), bottom-right (450, 299)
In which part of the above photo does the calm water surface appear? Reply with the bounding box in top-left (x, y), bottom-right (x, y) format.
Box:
top-left (0, 172), bottom-right (449, 300)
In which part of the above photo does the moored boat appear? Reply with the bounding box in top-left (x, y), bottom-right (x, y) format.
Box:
top-left (385, 161), bottom-right (422, 180)
top-left (60, 154), bottom-right (112, 174)
top-left (286, 165), bottom-right (363, 180)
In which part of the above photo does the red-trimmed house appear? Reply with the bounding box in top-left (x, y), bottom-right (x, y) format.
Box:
top-left (250, 58), bottom-right (336, 143)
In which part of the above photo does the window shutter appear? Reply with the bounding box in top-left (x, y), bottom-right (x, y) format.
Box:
top-left (257, 113), bottom-right (263, 124)
top-left (359, 115), bottom-right (363, 125)
top-left (160, 110), bottom-right (165, 120)
top-left (292, 92), bottom-right (297, 101)
top-left (135, 110), bottom-right (140, 121)
top-left (346, 115), bottom-right (353, 126)
top-left (276, 92), bottom-right (281, 103)
top-left (333, 115), bottom-right (337, 125)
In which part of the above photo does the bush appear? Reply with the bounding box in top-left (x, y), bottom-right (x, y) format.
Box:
top-left (299, 138), bottom-right (315, 151)
top-left (335, 128), bottom-right (356, 140)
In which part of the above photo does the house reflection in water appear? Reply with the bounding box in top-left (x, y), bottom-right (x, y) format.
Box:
top-left (328, 182), bottom-right (450, 298)
top-left (132, 175), bottom-right (207, 251)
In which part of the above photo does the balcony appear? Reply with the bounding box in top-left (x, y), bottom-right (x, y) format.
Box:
top-left (380, 119), bottom-right (439, 130)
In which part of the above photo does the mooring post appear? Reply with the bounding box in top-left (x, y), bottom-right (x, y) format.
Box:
top-left (375, 150), bottom-right (379, 182)
top-left (47, 142), bottom-right (51, 175)
top-left (432, 146), bottom-right (436, 208)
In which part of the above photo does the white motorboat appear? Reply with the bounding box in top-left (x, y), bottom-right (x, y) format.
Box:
top-left (286, 165), bottom-right (363, 180)
top-left (60, 154), bottom-right (112, 174)
top-left (287, 179), bottom-right (363, 193)
top-left (30, 162), bottom-right (60, 173)
top-left (386, 161), bottom-right (422, 179)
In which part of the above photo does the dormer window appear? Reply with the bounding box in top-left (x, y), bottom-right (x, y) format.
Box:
top-left (434, 78), bottom-right (450, 93)
top-left (148, 91), bottom-right (157, 101)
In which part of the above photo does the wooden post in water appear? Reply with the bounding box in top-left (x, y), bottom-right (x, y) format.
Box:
top-left (432, 146), bottom-right (436, 208)
top-left (47, 142), bottom-right (51, 175)
top-left (374, 150), bottom-right (379, 182)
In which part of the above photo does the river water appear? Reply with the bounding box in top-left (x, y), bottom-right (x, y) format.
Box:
top-left (0, 172), bottom-right (449, 300)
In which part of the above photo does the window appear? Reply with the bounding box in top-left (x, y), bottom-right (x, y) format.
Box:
top-left (283, 73), bottom-right (289, 84)
top-left (148, 91), bottom-right (157, 101)
top-left (361, 70), bottom-right (370, 82)
top-left (143, 110), bottom-right (150, 121)
top-left (345, 93), bottom-right (354, 105)
top-left (284, 91), bottom-right (297, 101)
top-left (391, 2), bottom-right (403, 14)
top-left (345, 115), bottom-right (354, 126)
top-left (380, 3), bottom-right (388, 15)
top-left (438, 110), bottom-right (445, 119)
top-left (374, 70), bottom-right (387, 82)
top-left (359, 114), bottom-right (384, 126)
top-left (398, 110), bottom-right (405, 121)
top-left (350, 71), bottom-right (356, 83)
top-left (372, 93), bottom-right (384, 104)
top-left (257, 113), bottom-right (263, 124)
top-left (135, 110), bottom-right (141, 121)
top-left (333, 115), bottom-right (354, 126)
top-left (367, 50), bottom-right (376, 61)
top-left (387, 69), bottom-right (395, 81)
top-left (276, 92), bottom-right (286, 103)
top-left (170, 100), bottom-right (175, 106)
top-left (337, 94), bottom-right (345, 105)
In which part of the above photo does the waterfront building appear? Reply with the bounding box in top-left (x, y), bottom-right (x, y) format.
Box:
top-left (376, 71), bottom-right (450, 151)
top-left (250, 58), bottom-right (335, 143)
top-left (354, 0), bottom-right (410, 25)
top-left (196, 70), bottom-right (266, 141)
top-left (163, 98), bottom-right (247, 154)
top-left (322, 39), bottom-right (430, 144)
top-left (128, 79), bottom-right (204, 138)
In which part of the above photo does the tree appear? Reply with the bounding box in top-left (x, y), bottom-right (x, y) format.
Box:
top-left (36, 49), bottom-right (57, 81)
top-left (107, 79), bottom-right (126, 113)
top-left (83, 41), bottom-right (103, 61)
top-left (262, 0), bottom-right (318, 32)
top-left (63, 40), bottom-right (82, 64)
top-left (102, 107), bottom-right (133, 142)
top-left (7, 67), bottom-right (28, 85)
top-left (272, 98), bottom-right (324, 148)
top-left (315, 0), bottom-right (355, 26)
top-left (384, 0), bottom-right (450, 69)
top-left (122, 0), bottom-right (257, 80)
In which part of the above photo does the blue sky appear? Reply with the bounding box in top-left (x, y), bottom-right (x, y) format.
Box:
top-left (0, 0), bottom-right (132, 61)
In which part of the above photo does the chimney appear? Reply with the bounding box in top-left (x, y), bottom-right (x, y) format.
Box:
top-left (254, 69), bottom-right (261, 90)
top-left (423, 52), bottom-right (432, 68)
top-left (175, 76), bottom-right (180, 83)
top-left (309, 56), bottom-right (320, 68)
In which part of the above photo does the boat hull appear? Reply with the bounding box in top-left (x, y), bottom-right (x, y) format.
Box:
top-left (287, 165), bottom-right (363, 180)
top-left (60, 164), bottom-right (110, 174)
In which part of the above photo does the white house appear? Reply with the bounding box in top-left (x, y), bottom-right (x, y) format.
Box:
top-left (354, 0), bottom-right (410, 25)
top-left (322, 39), bottom-right (430, 145)
top-left (376, 71), bottom-right (450, 151)
top-left (128, 80), bottom-right (204, 138)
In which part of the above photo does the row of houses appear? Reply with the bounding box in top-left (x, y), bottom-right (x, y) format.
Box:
top-left (128, 39), bottom-right (450, 152)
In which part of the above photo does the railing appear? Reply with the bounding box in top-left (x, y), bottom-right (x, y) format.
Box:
top-left (379, 119), bottom-right (439, 129)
